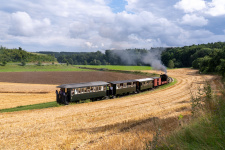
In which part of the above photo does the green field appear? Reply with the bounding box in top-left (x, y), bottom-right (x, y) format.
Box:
top-left (76, 65), bottom-right (152, 71)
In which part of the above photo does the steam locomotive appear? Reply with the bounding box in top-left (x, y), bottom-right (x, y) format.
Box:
top-left (56, 74), bottom-right (170, 105)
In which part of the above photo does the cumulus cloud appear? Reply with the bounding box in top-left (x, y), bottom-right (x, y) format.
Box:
top-left (207, 0), bottom-right (225, 16)
top-left (9, 11), bottom-right (51, 36)
top-left (0, 0), bottom-right (224, 52)
top-left (174, 0), bottom-right (206, 13)
top-left (181, 14), bottom-right (208, 26)
top-left (174, 0), bottom-right (225, 16)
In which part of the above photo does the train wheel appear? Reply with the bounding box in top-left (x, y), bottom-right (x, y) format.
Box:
top-left (64, 100), bottom-right (69, 105)
top-left (104, 96), bottom-right (109, 100)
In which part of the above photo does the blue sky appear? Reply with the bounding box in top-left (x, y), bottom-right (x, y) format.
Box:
top-left (0, 0), bottom-right (225, 52)
top-left (108, 0), bottom-right (127, 13)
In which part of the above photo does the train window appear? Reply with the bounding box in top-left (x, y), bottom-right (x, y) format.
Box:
top-left (127, 82), bottom-right (131, 87)
top-left (93, 87), bottom-right (96, 92)
top-left (75, 88), bottom-right (78, 94)
top-left (83, 88), bottom-right (87, 93)
top-left (87, 87), bottom-right (90, 93)
top-left (95, 87), bottom-right (98, 92)
top-left (120, 83), bottom-right (123, 88)
top-left (116, 84), bottom-right (120, 89)
top-left (90, 87), bottom-right (93, 92)
top-left (100, 86), bottom-right (104, 91)
top-left (78, 88), bottom-right (81, 94)
top-left (123, 83), bottom-right (127, 88)
top-left (104, 86), bottom-right (106, 91)
top-left (71, 89), bottom-right (75, 96)
top-left (133, 82), bottom-right (136, 87)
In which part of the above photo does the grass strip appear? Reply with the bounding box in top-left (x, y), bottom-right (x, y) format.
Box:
top-left (158, 78), bottom-right (177, 90)
top-left (0, 101), bottom-right (60, 113)
top-left (76, 65), bottom-right (153, 71)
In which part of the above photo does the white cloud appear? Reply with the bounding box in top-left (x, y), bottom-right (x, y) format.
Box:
top-left (174, 0), bottom-right (225, 17)
top-left (207, 0), bottom-right (225, 16)
top-left (181, 14), bottom-right (208, 26)
top-left (0, 0), bottom-right (224, 52)
top-left (174, 0), bottom-right (206, 13)
top-left (9, 11), bottom-right (51, 37)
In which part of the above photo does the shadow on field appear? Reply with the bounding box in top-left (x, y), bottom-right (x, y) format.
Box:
top-left (73, 115), bottom-right (191, 135)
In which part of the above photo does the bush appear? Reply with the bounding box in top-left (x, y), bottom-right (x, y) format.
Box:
top-left (37, 61), bottom-right (42, 66)
top-left (167, 60), bottom-right (174, 69)
top-left (2, 61), bottom-right (7, 66)
top-left (21, 61), bottom-right (26, 66)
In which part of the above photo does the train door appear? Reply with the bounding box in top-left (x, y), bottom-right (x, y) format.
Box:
top-left (136, 82), bottom-right (140, 91)
top-left (154, 79), bottom-right (158, 87)
top-left (158, 78), bottom-right (161, 86)
top-left (67, 88), bottom-right (71, 102)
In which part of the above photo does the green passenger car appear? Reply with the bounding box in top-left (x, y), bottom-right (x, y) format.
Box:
top-left (57, 81), bottom-right (109, 103)
top-left (109, 80), bottom-right (137, 96)
top-left (135, 78), bottom-right (154, 92)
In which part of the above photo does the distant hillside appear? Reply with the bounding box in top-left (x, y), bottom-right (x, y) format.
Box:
top-left (37, 51), bottom-right (87, 58)
top-left (0, 46), bottom-right (55, 63)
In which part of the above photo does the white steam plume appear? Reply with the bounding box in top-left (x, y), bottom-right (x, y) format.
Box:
top-left (142, 48), bottom-right (167, 73)
top-left (112, 48), bottom-right (167, 73)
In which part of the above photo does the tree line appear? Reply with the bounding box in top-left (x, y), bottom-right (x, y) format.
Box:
top-left (0, 46), bottom-right (55, 66)
top-left (43, 49), bottom-right (151, 66)
top-left (161, 42), bottom-right (225, 76)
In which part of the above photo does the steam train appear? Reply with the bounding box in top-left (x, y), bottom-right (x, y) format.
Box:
top-left (56, 74), bottom-right (170, 105)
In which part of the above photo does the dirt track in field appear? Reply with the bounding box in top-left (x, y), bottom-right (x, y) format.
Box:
top-left (0, 71), bottom-right (147, 109)
top-left (0, 69), bottom-right (221, 150)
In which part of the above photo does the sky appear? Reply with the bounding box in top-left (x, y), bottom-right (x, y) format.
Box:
top-left (0, 0), bottom-right (225, 52)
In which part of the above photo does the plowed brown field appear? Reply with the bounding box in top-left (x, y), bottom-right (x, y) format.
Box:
top-left (0, 69), bottom-right (220, 150)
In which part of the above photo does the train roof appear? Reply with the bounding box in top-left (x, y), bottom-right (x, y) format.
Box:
top-left (135, 78), bottom-right (154, 82)
top-left (109, 79), bottom-right (137, 84)
top-left (152, 77), bottom-right (160, 79)
top-left (57, 81), bottom-right (109, 88)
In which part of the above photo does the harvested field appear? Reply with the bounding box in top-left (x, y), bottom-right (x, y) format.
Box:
top-left (0, 69), bottom-right (221, 150)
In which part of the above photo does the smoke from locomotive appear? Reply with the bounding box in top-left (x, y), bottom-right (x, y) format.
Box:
top-left (112, 48), bottom-right (167, 73)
